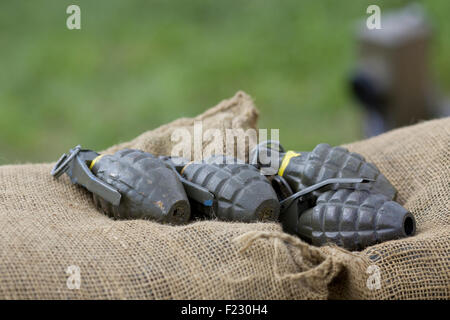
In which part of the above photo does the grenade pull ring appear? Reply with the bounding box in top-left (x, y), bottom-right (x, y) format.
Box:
top-left (51, 145), bottom-right (81, 178)
top-left (51, 145), bottom-right (122, 206)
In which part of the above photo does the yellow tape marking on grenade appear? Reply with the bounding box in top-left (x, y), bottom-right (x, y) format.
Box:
top-left (278, 150), bottom-right (301, 177)
top-left (180, 161), bottom-right (194, 176)
top-left (89, 154), bottom-right (105, 170)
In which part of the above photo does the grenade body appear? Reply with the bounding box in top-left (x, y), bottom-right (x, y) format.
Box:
top-left (294, 189), bottom-right (416, 251)
top-left (181, 159), bottom-right (280, 222)
top-left (91, 149), bottom-right (190, 224)
top-left (279, 143), bottom-right (397, 200)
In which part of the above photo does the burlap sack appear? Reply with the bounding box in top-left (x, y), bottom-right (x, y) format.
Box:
top-left (0, 92), bottom-right (340, 299)
top-left (325, 117), bottom-right (450, 300)
top-left (0, 91), bottom-right (448, 299)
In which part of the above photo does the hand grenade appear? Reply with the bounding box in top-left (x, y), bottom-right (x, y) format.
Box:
top-left (51, 146), bottom-right (191, 224)
top-left (180, 157), bottom-right (280, 222)
top-left (252, 142), bottom-right (397, 200)
top-left (295, 189), bottom-right (416, 250)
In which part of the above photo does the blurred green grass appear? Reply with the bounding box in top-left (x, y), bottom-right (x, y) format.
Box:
top-left (0, 0), bottom-right (449, 164)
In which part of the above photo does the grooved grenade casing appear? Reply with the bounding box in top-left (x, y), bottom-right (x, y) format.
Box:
top-left (295, 189), bottom-right (416, 251)
top-left (279, 143), bottom-right (397, 200)
top-left (181, 160), bottom-right (280, 222)
top-left (91, 149), bottom-right (190, 223)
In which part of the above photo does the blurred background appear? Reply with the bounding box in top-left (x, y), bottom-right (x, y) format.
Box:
top-left (1, 0), bottom-right (449, 165)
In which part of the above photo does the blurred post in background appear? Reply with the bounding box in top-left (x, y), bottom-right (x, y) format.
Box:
top-left (350, 4), bottom-right (450, 137)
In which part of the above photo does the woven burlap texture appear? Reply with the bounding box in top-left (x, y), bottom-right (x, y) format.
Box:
top-left (0, 92), bottom-right (339, 299)
top-left (325, 116), bottom-right (450, 299)
top-left (0, 91), bottom-right (448, 299)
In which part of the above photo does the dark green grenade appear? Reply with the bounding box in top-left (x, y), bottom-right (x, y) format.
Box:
top-left (181, 158), bottom-right (280, 222)
top-left (278, 143), bottom-right (397, 200)
top-left (295, 189), bottom-right (416, 251)
top-left (91, 149), bottom-right (190, 224)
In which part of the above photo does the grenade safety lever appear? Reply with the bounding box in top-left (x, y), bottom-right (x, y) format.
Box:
top-left (159, 156), bottom-right (215, 207)
top-left (279, 177), bottom-right (373, 212)
top-left (51, 145), bottom-right (122, 206)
